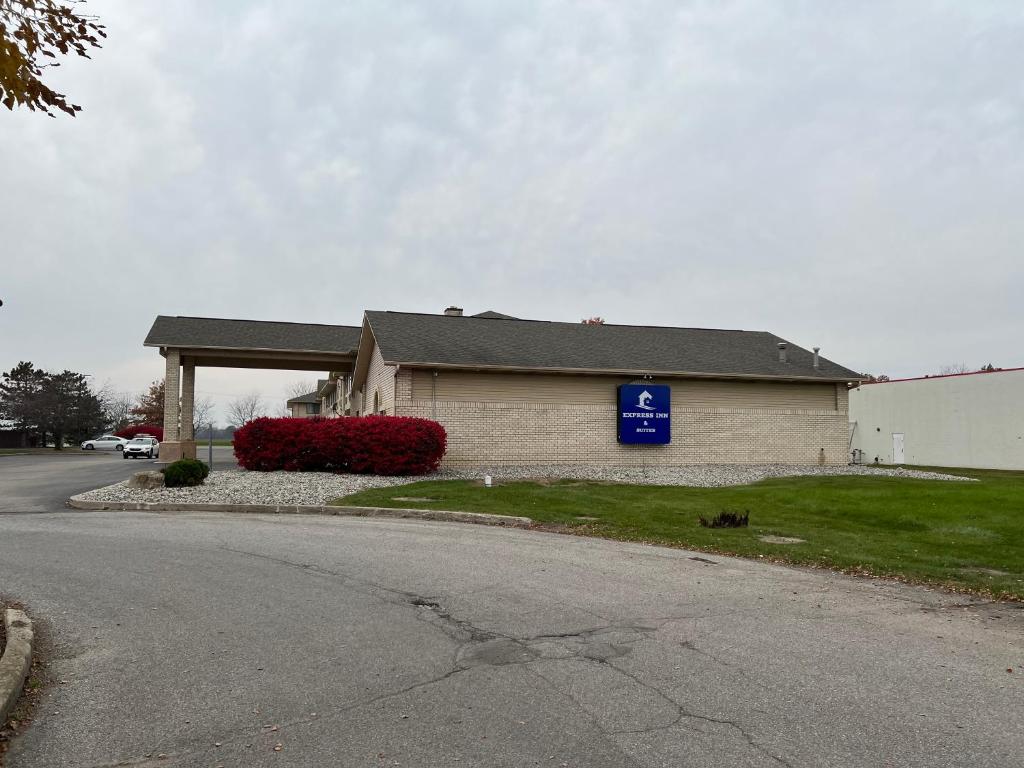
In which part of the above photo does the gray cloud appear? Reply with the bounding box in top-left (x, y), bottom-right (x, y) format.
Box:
top-left (2, 0), bottom-right (1022, 419)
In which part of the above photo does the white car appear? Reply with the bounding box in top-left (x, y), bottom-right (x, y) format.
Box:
top-left (81, 435), bottom-right (128, 452)
top-left (123, 437), bottom-right (160, 459)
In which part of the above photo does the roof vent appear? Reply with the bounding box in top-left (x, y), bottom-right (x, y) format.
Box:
top-left (443, 306), bottom-right (463, 317)
top-left (812, 346), bottom-right (820, 369)
top-left (777, 342), bottom-right (788, 363)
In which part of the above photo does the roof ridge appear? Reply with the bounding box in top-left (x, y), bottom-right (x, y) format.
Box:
top-left (367, 310), bottom-right (760, 334)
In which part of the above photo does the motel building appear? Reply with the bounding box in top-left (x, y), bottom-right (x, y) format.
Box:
top-left (144, 307), bottom-right (863, 466)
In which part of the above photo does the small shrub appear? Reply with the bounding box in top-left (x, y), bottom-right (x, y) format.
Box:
top-left (698, 510), bottom-right (750, 528)
top-left (115, 424), bottom-right (164, 441)
top-left (162, 458), bottom-right (207, 487)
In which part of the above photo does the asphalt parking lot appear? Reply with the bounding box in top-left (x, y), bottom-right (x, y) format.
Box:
top-left (0, 447), bottom-right (237, 514)
top-left (0, 453), bottom-right (1021, 767)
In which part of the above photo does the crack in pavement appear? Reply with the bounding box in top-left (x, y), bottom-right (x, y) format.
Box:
top-left (529, 649), bottom-right (793, 767)
top-left (82, 758), bottom-right (180, 768)
top-left (675, 640), bottom-right (773, 693)
top-left (212, 543), bottom-right (795, 766)
top-left (78, 666), bottom-right (475, 768)
top-left (520, 665), bottom-right (651, 768)
top-left (217, 544), bottom-right (431, 605)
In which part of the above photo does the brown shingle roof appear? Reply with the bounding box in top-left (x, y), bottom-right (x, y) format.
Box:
top-left (286, 391), bottom-right (320, 405)
top-left (144, 316), bottom-right (361, 354)
top-left (364, 311), bottom-right (861, 381)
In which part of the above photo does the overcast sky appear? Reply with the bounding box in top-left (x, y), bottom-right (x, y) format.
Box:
top-left (2, 0), bottom-right (1022, 423)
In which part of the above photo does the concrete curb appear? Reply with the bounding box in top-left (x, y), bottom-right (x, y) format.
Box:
top-left (67, 494), bottom-right (532, 528)
top-left (0, 609), bottom-right (34, 724)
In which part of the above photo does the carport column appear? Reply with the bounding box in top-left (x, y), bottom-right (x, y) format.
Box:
top-left (160, 348), bottom-right (183, 463)
top-left (179, 358), bottom-right (197, 459)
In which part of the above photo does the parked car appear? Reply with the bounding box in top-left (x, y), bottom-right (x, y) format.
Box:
top-left (123, 437), bottom-right (160, 459)
top-left (81, 435), bottom-right (128, 452)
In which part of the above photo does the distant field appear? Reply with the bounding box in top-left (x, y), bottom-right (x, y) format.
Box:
top-left (341, 466), bottom-right (1024, 600)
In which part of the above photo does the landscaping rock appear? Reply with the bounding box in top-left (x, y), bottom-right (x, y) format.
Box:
top-left (455, 464), bottom-right (975, 487)
top-left (76, 463), bottom-right (973, 508)
top-left (81, 470), bottom-right (413, 507)
top-left (127, 471), bottom-right (165, 490)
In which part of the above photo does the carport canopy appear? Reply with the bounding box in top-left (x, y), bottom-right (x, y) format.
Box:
top-left (144, 315), bottom-right (361, 458)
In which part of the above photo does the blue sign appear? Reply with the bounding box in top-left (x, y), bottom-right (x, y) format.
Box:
top-left (617, 384), bottom-right (671, 444)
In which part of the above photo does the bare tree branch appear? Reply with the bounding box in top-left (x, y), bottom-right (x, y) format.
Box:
top-left (226, 392), bottom-right (264, 427)
top-left (95, 382), bottom-right (134, 431)
top-left (285, 379), bottom-right (317, 399)
top-left (191, 396), bottom-right (215, 434)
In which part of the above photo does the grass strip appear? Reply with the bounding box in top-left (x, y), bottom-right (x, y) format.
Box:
top-left (339, 466), bottom-right (1024, 600)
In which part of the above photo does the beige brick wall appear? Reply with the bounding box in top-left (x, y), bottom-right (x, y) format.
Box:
top-left (350, 339), bottom-right (851, 466)
top-left (360, 345), bottom-right (398, 415)
top-left (394, 367), bottom-right (850, 467)
top-left (409, 369), bottom-right (840, 409)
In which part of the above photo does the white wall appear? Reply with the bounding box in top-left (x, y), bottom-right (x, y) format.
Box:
top-left (849, 369), bottom-right (1024, 470)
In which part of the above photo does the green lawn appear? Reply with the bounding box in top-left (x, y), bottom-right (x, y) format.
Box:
top-left (339, 466), bottom-right (1024, 600)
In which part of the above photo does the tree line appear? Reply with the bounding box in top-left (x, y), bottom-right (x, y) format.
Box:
top-left (1, 364), bottom-right (183, 449)
top-left (862, 363), bottom-right (1002, 383)
top-left (2, 362), bottom-right (331, 449)
top-left (0, 362), bottom-right (107, 448)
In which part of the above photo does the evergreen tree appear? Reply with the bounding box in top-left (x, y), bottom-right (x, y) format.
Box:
top-left (0, 361), bottom-right (48, 441)
top-left (40, 370), bottom-right (105, 447)
top-left (0, 362), bottom-right (106, 448)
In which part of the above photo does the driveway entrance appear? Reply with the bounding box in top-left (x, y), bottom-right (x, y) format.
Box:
top-left (1, 508), bottom-right (1020, 766)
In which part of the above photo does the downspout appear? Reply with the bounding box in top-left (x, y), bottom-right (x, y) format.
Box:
top-left (432, 369), bottom-right (438, 420)
top-left (392, 364), bottom-right (400, 416)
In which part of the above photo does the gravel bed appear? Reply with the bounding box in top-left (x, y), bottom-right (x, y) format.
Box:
top-left (79, 463), bottom-right (974, 506)
top-left (438, 464), bottom-right (975, 487)
top-left (77, 470), bottom-right (420, 506)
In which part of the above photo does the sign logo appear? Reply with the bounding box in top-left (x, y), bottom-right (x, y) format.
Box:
top-left (617, 384), bottom-right (671, 445)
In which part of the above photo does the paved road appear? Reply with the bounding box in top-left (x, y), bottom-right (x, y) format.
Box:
top-left (0, 447), bottom-right (237, 513)
top-left (0, 457), bottom-right (1021, 767)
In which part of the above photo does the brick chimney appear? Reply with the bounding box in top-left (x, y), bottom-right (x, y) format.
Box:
top-left (443, 306), bottom-right (463, 316)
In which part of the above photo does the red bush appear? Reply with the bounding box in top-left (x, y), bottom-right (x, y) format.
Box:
top-left (115, 424), bottom-right (164, 441)
top-left (233, 416), bottom-right (446, 475)
top-left (310, 418), bottom-right (356, 470)
top-left (344, 416), bottom-right (448, 475)
top-left (232, 417), bottom-right (328, 472)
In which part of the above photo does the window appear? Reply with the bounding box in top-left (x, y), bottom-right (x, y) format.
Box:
top-left (373, 390), bottom-right (380, 414)
top-left (306, 403), bottom-right (321, 415)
